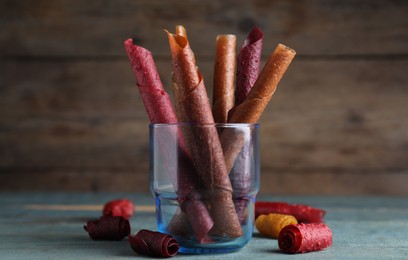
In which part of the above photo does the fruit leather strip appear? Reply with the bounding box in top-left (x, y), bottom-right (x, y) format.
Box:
top-left (229, 43), bottom-right (296, 124)
top-left (170, 73), bottom-right (184, 122)
top-left (167, 31), bottom-right (242, 238)
top-left (223, 44), bottom-right (294, 221)
top-left (129, 229), bottom-right (179, 257)
top-left (230, 139), bottom-right (251, 221)
top-left (223, 44), bottom-right (296, 173)
top-left (278, 223), bottom-right (333, 254)
top-left (102, 199), bottom-right (134, 220)
top-left (233, 27), bottom-right (263, 109)
top-left (255, 213), bottom-right (298, 239)
top-left (124, 39), bottom-right (178, 124)
top-left (255, 201), bottom-right (326, 223)
top-left (171, 26), bottom-right (188, 122)
top-left (212, 34), bottom-right (236, 123)
top-left (84, 216), bottom-right (130, 241)
top-left (175, 24), bottom-right (187, 37)
top-left (222, 127), bottom-right (252, 223)
top-left (124, 39), bottom-right (213, 241)
top-left (225, 28), bottom-right (262, 218)
top-left (180, 83), bottom-right (242, 238)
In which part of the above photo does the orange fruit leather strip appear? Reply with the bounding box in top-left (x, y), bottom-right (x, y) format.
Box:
top-left (167, 30), bottom-right (242, 238)
top-left (212, 34), bottom-right (236, 123)
top-left (222, 44), bottom-right (296, 173)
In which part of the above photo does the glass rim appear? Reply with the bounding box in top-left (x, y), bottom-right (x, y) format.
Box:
top-left (149, 122), bottom-right (260, 128)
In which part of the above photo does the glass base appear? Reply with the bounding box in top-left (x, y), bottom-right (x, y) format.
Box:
top-left (176, 236), bottom-right (251, 254)
top-left (155, 196), bottom-right (255, 254)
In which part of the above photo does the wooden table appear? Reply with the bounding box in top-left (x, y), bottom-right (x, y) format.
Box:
top-left (1, 193), bottom-right (407, 259)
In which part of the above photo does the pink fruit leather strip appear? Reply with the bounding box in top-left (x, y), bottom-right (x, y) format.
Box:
top-left (124, 39), bottom-right (177, 124)
top-left (84, 215), bottom-right (130, 241)
top-left (234, 27), bottom-right (263, 109)
top-left (129, 229), bottom-right (179, 257)
top-left (278, 223), bottom-right (333, 254)
top-left (102, 199), bottom-right (134, 220)
top-left (124, 39), bottom-right (213, 242)
top-left (255, 201), bottom-right (326, 223)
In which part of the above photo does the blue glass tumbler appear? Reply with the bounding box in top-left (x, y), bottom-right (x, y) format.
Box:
top-left (150, 123), bottom-right (260, 254)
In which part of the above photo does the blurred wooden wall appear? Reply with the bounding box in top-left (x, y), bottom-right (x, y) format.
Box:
top-left (1, 0), bottom-right (407, 195)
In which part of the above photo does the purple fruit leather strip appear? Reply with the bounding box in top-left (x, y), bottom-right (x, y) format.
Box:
top-left (234, 27), bottom-right (263, 107)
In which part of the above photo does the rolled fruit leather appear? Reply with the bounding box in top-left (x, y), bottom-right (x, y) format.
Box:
top-left (278, 223), bottom-right (333, 254)
top-left (124, 39), bottom-right (213, 243)
top-left (221, 44), bottom-right (296, 199)
top-left (166, 30), bottom-right (242, 238)
top-left (228, 27), bottom-right (263, 119)
top-left (212, 34), bottom-right (236, 123)
top-left (222, 44), bottom-right (296, 171)
top-left (224, 28), bottom-right (263, 222)
top-left (255, 201), bottom-right (326, 223)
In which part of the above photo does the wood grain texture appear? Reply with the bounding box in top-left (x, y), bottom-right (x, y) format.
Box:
top-left (1, 60), bottom-right (407, 168)
top-left (1, 193), bottom-right (408, 258)
top-left (0, 0), bottom-right (407, 194)
top-left (0, 0), bottom-right (407, 57)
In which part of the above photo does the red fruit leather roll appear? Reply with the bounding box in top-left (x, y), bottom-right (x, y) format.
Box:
top-left (129, 229), bottom-right (179, 257)
top-left (166, 31), bottom-right (242, 238)
top-left (84, 216), bottom-right (130, 240)
top-left (124, 39), bottom-right (213, 242)
top-left (255, 201), bottom-right (326, 223)
top-left (278, 223), bottom-right (333, 254)
top-left (103, 199), bottom-right (134, 220)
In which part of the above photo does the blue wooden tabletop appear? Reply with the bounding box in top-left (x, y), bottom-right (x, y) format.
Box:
top-left (0, 192), bottom-right (407, 259)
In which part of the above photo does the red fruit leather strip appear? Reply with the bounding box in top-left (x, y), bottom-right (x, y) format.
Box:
top-left (124, 39), bottom-right (178, 124)
top-left (255, 201), bottom-right (326, 223)
top-left (167, 31), bottom-right (242, 238)
top-left (129, 229), bottom-right (179, 257)
top-left (84, 216), bottom-right (130, 240)
top-left (231, 27), bottom-right (263, 114)
top-left (124, 39), bottom-right (213, 242)
top-left (278, 223), bottom-right (333, 254)
top-left (103, 199), bottom-right (134, 220)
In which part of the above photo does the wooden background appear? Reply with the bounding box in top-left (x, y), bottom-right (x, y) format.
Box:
top-left (0, 0), bottom-right (407, 195)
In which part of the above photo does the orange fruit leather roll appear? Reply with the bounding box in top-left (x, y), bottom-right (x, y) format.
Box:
top-left (212, 34), bottom-right (236, 123)
top-left (255, 213), bottom-right (298, 239)
top-left (221, 44), bottom-right (296, 172)
top-left (166, 30), bottom-right (242, 238)
top-left (171, 26), bottom-right (188, 123)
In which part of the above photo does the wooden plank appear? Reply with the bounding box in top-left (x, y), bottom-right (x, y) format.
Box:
top-left (0, 0), bottom-right (407, 57)
top-left (2, 170), bottom-right (408, 195)
top-left (1, 59), bottom-right (407, 171)
top-left (2, 193), bottom-right (408, 258)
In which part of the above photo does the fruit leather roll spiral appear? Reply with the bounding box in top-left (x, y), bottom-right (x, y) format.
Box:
top-left (124, 39), bottom-right (213, 242)
top-left (166, 31), bottom-right (242, 238)
top-left (279, 223), bottom-right (333, 253)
